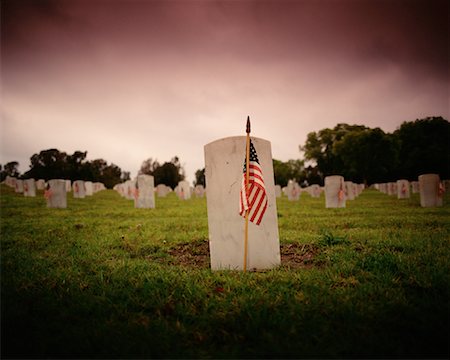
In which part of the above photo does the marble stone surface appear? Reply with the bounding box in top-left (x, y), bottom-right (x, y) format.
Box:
top-left (204, 136), bottom-right (281, 271)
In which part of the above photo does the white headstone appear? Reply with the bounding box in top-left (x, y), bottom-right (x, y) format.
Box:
top-left (134, 174), bottom-right (155, 208)
top-left (46, 179), bottom-right (67, 208)
top-left (397, 179), bottom-right (410, 199)
top-left (156, 184), bottom-right (169, 197)
top-left (85, 181), bottom-right (93, 196)
top-left (308, 184), bottom-right (321, 198)
top-left (345, 181), bottom-right (355, 200)
top-left (324, 175), bottom-right (346, 208)
top-left (36, 179), bottom-right (46, 190)
top-left (411, 181), bottom-right (419, 194)
top-left (73, 180), bottom-right (86, 198)
top-left (419, 174), bottom-right (443, 207)
top-left (286, 180), bottom-right (300, 201)
top-left (204, 136), bottom-right (281, 271)
top-left (15, 179), bottom-right (24, 193)
top-left (194, 184), bottom-right (205, 198)
top-left (23, 179), bottom-right (36, 197)
top-left (177, 180), bottom-right (191, 200)
top-left (274, 185), bottom-right (282, 198)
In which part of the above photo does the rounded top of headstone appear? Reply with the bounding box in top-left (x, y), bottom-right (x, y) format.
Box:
top-left (204, 136), bottom-right (270, 148)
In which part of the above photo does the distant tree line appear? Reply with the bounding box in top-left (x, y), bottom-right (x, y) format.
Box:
top-left (192, 116), bottom-right (449, 188)
top-left (138, 156), bottom-right (185, 189)
top-left (300, 116), bottom-right (449, 185)
top-left (0, 149), bottom-right (130, 189)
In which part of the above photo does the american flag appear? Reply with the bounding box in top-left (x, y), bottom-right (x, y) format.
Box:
top-left (239, 139), bottom-right (268, 225)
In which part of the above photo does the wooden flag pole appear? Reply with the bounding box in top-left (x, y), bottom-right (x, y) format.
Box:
top-left (244, 116), bottom-right (251, 272)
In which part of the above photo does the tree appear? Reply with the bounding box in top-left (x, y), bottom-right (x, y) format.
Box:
top-left (301, 123), bottom-right (369, 177)
top-left (138, 156), bottom-right (185, 188)
top-left (24, 149), bottom-right (68, 180)
top-left (22, 149), bottom-right (126, 188)
top-left (194, 168), bottom-right (205, 187)
top-left (272, 159), bottom-right (304, 187)
top-left (139, 158), bottom-right (160, 175)
top-left (334, 128), bottom-right (399, 184)
top-left (394, 117), bottom-right (450, 180)
top-left (0, 161), bottom-right (20, 181)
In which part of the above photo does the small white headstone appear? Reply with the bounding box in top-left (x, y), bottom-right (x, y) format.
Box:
top-left (419, 174), bottom-right (443, 207)
top-left (36, 179), bottom-right (46, 190)
top-left (65, 180), bottom-right (72, 192)
top-left (45, 179), bottom-right (67, 208)
top-left (286, 180), bottom-right (300, 201)
top-left (345, 181), bottom-right (355, 200)
top-left (274, 185), bottom-right (282, 198)
top-left (23, 179), bottom-right (36, 197)
top-left (177, 180), bottom-right (191, 200)
top-left (85, 181), bottom-right (93, 196)
top-left (324, 175), bottom-right (346, 208)
top-left (73, 180), bottom-right (86, 198)
top-left (194, 184), bottom-right (205, 198)
top-left (204, 136), bottom-right (281, 271)
top-left (134, 174), bottom-right (155, 208)
top-left (397, 179), bottom-right (410, 199)
top-left (15, 179), bottom-right (24, 193)
top-left (155, 184), bottom-right (169, 197)
top-left (411, 181), bottom-right (419, 194)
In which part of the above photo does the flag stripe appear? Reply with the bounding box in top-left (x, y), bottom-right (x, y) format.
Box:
top-left (239, 139), bottom-right (268, 226)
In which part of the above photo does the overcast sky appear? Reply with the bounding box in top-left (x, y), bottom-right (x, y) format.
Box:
top-left (1, 0), bottom-right (448, 183)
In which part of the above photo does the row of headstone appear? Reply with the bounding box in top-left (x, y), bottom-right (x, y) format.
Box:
top-left (3, 177), bottom-right (105, 208)
top-left (114, 175), bottom-right (156, 208)
top-left (373, 174), bottom-right (446, 207)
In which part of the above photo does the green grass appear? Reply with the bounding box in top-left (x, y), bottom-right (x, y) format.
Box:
top-left (1, 184), bottom-right (449, 358)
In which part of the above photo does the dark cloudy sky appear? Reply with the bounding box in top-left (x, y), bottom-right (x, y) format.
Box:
top-left (1, 0), bottom-right (448, 182)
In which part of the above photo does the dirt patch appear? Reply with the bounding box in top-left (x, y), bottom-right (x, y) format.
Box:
top-left (280, 243), bottom-right (319, 269)
top-left (167, 241), bottom-right (318, 269)
top-left (168, 241), bottom-right (211, 268)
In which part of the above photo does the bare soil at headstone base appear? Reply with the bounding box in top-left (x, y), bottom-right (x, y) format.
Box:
top-left (167, 241), bottom-right (318, 269)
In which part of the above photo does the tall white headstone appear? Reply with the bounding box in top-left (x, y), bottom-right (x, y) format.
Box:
top-left (46, 179), bottom-right (67, 208)
top-left (177, 180), bottom-right (191, 200)
top-left (23, 179), bottom-right (36, 197)
top-left (397, 179), bottom-right (410, 199)
top-left (204, 136), bottom-right (280, 271)
top-left (419, 174), bottom-right (443, 207)
top-left (134, 175), bottom-right (155, 208)
top-left (324, 175), bottom-right (346, 208)
top-left (73, 180), bottom-right (86, 198)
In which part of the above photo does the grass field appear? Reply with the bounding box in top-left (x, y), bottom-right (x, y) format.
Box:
top-left (1, 184), bottom-right (449, 359)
